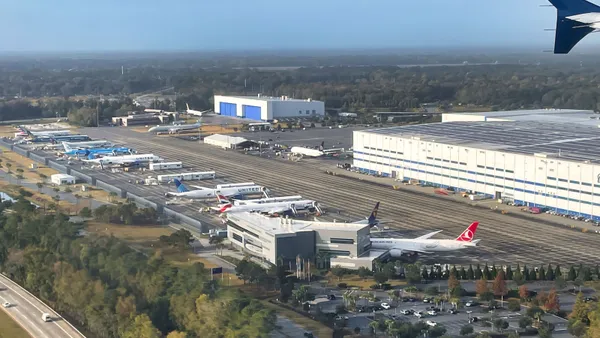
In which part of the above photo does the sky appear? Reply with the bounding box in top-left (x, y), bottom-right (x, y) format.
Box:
top-left (0, 0), bottom-right (598, 52)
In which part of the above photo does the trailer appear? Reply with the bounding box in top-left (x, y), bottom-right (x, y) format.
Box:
top-left (149, 161), bottom-right (183, 171)
top-left (157, 171), bottom-right (216, 183)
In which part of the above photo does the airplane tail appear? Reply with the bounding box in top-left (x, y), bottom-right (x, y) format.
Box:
top-left (219, 203), bottom-right (233, 213)
top-left (455, 222), bottom-right (479, 242)
top-left (186, 103), bottom-right (190, 111)
top-left (62, 142), bottom-right (72, 152)
top-left (367, 202), bottom-right (380, 227)
top-left (319, 141), bottom-right (324, 151)
top-left (174, 179), bottom-right (189, 193)
top-left (547, 0), bottom-right (600, 54)
top-left (216, 194), bottom-right (231, 204)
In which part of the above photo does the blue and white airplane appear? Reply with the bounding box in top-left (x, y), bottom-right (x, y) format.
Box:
top-left (547, 0), bottom-right (600, 54)
top-left (63, 146), bottom-right (134, 158)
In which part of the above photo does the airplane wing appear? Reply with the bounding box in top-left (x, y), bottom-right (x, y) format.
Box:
top-left (265, 206), bottom-right (289, 215)
top-left (553, 17), bottom-right (595, 54)
top-left (548, 0), bottom-right (600, 54)
top-left (388, 245), bottom-right (433, 255)
top-left (414, 230), bottom-right (443, 240)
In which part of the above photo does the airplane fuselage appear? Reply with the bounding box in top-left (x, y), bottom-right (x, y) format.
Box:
top-left (166, 185), bottom-right (265, 199)
top-left (370, 238), bottom-right (476, 254)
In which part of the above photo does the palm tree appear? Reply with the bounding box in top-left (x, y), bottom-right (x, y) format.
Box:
top-left (368, 321), bottom-right (379, 336)
top-left (36, 182), bottom-right (43, 193)
top-left (5, 162), bottom-right (12, 173)
top-left (108, 191), bottom-right (118, 202)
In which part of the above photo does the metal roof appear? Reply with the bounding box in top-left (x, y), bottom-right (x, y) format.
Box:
top-left (360, 121), bottom-right (600, 163)
top-left (220, 95), bottom-right (323, 103)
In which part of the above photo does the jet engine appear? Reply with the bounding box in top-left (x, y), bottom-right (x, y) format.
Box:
top-left (388, 249), bottom-right (404, 258)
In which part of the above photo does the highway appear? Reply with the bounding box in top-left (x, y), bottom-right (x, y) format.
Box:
top-left (0, 274), bottom-right (85, 338)
top-left (39, 127), bottom-right (600, 267)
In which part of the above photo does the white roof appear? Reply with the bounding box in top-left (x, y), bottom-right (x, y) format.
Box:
top-left (226, 212), bottom-right (368, 236)
top-left (204, 134), bottom-right (248, 145)
top-left (51, 174), bottom-right (75, 179)
top-left (219, 95), bottom-right (322, 103)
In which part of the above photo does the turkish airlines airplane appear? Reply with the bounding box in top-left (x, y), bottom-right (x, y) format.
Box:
top-left (218, 199), bottom-right (321, 216)
top-left (370, 222), bottom-right (480, 258)
top-left (165, 179), bottom-right (268, 199)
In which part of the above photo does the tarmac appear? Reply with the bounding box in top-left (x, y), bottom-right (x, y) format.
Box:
top-left (59, 126), bottom-right (600, 268)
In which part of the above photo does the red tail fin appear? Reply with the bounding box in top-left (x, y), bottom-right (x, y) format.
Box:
top-left (219, 203), bottom-right (232, 213)
top-left (455, 222), bottom-right (479, 242)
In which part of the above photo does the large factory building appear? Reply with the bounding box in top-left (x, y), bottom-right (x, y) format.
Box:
top-left (214, 94), bottom-right (325, 121)
top-left (353, 109), bottom-right (600, 221)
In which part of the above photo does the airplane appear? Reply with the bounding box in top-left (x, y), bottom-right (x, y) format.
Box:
top-left (16, 127), bottom-right (70, 137)
top-left (546, 0), bottom-right (600, 54)
top-left (147, 121), bottom-right (202, 134)
top-left (220, 194), bottom-right (304, 206)
top-left (186, 103), bottom-right (212, 117)
top-left (29, 134), bottom-right (91, 143)
top-left (83, 154), bottom-right (162, 167)
top-left (313, 201), bottom-right (382, 228)
top-left (217, 199), bottom-right (322, 216)
top-left (62, 140), bottom-right (112, 150)
top-left (370, 222), bottom-right (480, 258)
top-left (63, 144), bottom-right (133, 157)
top-left (290, 141), bottom-right (345, 158)
top-left (165, 179), bottom-right (269, 200)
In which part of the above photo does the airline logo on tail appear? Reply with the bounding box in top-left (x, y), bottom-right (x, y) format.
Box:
top-left (455, 222), bottom-right (479, 242)
top-left (216, 194), bottom-right (230, 204)
top-left (219, 203), bottom-right (233, 213)
top-left (368, 202), bottom-right (380, 227)
top-left (174, 179), bottom-right (189, 193)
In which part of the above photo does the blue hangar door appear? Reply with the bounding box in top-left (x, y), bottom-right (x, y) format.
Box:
top-left (243, 105), bottom-right (262, 120)
top-left (220, 102), bottom-right (237, 116)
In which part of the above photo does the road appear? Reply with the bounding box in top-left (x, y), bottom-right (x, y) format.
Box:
top-left (71, 126), bottom-right (600, 268)
top-left (0, 274), bottom-right (85, 338)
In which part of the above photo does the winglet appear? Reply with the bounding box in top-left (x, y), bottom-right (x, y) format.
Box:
top-left (456, 222), bottom-right (479, 242)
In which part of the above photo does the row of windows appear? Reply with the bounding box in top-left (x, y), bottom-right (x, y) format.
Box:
top-left (227, 222), bottom-right (259, 239)
top-left (330, 238), bottom-right (355, 245)
top-left (363, 146), bottom-right (403, 155)
top-left (547, 177), bottom-right (592, 186)
top-left (232, 233), bottom-right (243, 243)
top-left (354, 157), bottom-right (600, 203)
top-left (319, 249), bottom-right (351, 257)
top-left (298, 110), bottom-right (317, 115)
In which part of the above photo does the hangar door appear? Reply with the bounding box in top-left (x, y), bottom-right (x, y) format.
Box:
top-left (243, 105), bottom-right (262, 120)
top-left (220, 102), bottom-right (237, 116)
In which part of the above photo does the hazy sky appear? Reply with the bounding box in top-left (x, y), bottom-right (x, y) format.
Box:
top-left (0, 0), bottom-right (597, 52)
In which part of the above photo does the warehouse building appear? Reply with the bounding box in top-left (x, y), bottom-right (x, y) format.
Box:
top-left (225, 212), bottom-right (376, 268)
top-left (203, 134), bottom-right (257, 149)
top-left (214, 94), bottom-right (325, 121)
top-left (353, 109), bottom-right (600, 221)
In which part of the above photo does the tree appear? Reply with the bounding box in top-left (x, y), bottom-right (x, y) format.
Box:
top-left (373, 271), bottom-right (388, 287)
top-left (519, 316), bottom-right (533, 329)
top-left (474, 264), bottom-right (482, 279)
top-left (538, 265), bottom-right (546, 280)
top-left (555, 276), bottom-right (567, 290)
top-left (537, 326), bottom-right (552, 338)
top-left (555, 265), bottom-right (562, 278)
top-left (545, 289), bottom-right (560, 313)
top-left (568, 319), bottom-right (588, 337)
top-left (506, 265), bottom-right (513, 280)
top-left (492, 270), bottom-right (508, 301)
top-left (109, 191), bottom-right (118, 202)
top-left (122, 314), bottom-right (161, 338)
top-left (508, 299), bottom-right (521, 312)
top-left (493, 318), bottom-right (509, 332)
top-left (460, 324), bottom-right (474, 336)
top-left (79, 207), bottom-right (92, 218)
top-left (448, 273), bottom-right (460, 293)
top-left (507, 332), bottom-right (520, 338)
top-left (404, 264), bottom-right (421, 284)
top-left (422, 266), bottom-right (429, 280)
top-left (546, 264), bottom-right (555, 281)
top-left (467, 264), bottom-right (475, 280)
top-left (528, 268), bottom-right (537, 281)
top-left (353, 327), bottom-right (360, 335)
top-left (459, 266), bottom-right (467, 280)
top-left (36, 182), bottom-right (43, 192)
top-left (357, 266), bottom-right (371, 280)
top-left (568, 266), bottom-right (577, 281)
top-left (331, 265), bottom-right (346, 281)
top-left (526, 306), bottom-right (545, 324)
top-left (166, 332), bottom-right (187, 338)
top-left (513, 270), bottom-right (525, 286)
top-left (475, 278), bottom-right (488, 296)
top-left (569, 292), bottom-right (590, 324)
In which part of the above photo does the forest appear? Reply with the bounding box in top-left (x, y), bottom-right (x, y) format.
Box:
top-left (0, 196), bottom-right (277, 338)
top-left (1, 54), bottom-right (600, 125)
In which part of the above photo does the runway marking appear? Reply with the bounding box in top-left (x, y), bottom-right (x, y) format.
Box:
top-left (0, 278), bottom-right (78, 338)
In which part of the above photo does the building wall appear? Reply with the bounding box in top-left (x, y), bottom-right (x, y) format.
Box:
top-left (227, 221), bottom-right (278, 264)
top-left (214, 95), bottom-right (325, 121)
top-left (276, 232), bottom-right (316, 264)
top-left (353, 130), bottom-right (600, 220)
top-left (314, 227), bottom-right (370, 258)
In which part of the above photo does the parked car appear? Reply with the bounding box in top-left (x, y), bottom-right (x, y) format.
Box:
top-left (427, 310), bottom-right (438, 316)
top-left (2, 302), bottom-right (10, 308)
top-left (448, 309), bottom-right (458, 314)
top-left (400, 309), bottom-right (413, 315)
top-left (414, 311), bottom-right (423, 318)
top-left (426, 320), bottom-right (437, 327)
top-left (381, 302), bottom-right (391, 310)
top-left (465, 301), bottom-right (476, 307)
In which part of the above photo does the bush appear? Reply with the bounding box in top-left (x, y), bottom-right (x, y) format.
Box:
top-left (508, 299), bottom-right (522, 312)
top-left (460, 324), bottom-right (474, 336)
top-left (519, 316), bottom-right (533, 329)
top-left (337, 283), bottom-right (347, 289)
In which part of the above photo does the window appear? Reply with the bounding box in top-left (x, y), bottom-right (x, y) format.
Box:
top-left (299, 110), bottom-right (302, 114)
top-left (232, 233), bottom-right (243, 243)
top-left (570, 180), bottom-right (580, 185)
top-left (477, 165), bottom-right (485, 169)
top-left (228, 222), bottom-right (259, 239)
top-left (547, 177), bottom-right (556, 181)
top-left (319, 249), bottom-right (351, 256)
top-left (312, 110), bottom-right (316, 114)
top-left (506, 170), bottom-right (514, 173)
top-left (306, 110), bottom-right (310, 114)
top-left (330, 238), bottom-right (355, 244)
top-left (459, 162), bottom-right (467, 166)
top-left (558, 178), bottom-right (568, 183)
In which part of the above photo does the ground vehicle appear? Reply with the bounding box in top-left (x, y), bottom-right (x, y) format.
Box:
top-left (414, 311), bottom-right (423, 318)
top-left (427, 310), bottom-right (437, 316)
top-left (426, 320), bottom-right (437, 327)
top-left (381, 302), bottom-right (391, 310)
top-left (448, 309), bottom-right (458, 314)
top-left (2, 302), bottom-right (10, 308)
top-left (327, 294), bottom-right (336, 300)
top-left (400, 309), bottom-right (412, 315)
top-left (465, 301), bottom-right (475, 307)
top-left (423, 298), bottom-right (431, 303)
top-left (42, 313), bottom-right (52, 322)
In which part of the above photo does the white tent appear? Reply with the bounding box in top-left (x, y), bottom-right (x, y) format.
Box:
top-left (203, 134), bottom-right (249, 149)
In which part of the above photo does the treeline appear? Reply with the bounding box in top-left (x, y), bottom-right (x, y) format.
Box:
top-left (92, 202), bottom-right (159, 225)
top-left (0, 196), bottom-right (276, 337)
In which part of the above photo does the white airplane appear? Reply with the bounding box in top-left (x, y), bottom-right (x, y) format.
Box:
top-left (165, 179), bottom-right (268, 200)
top-left (370, 222), bottom-right (480, 258)
top-left (290, 146), bottom-right (324, 158)
top-left (147, 121), bottom-right (202, 134)
top-left (62, 140), bottom-right (112, 150)
top-left (218, 199), bottom-right (321, 216)
top-left (83, 154), bottom-right (162, 167)
top-left (224, 195), bottom-right (304, 206)
top-left (186, 103), bottom-right (212, 117)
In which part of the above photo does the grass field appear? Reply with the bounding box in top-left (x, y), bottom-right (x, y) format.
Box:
top-left (0, 150), bottom-right (57, 182)
top-left (0, 308), bottom-right (31, 338)
top-left (85, 222), bottom-right (243, 285)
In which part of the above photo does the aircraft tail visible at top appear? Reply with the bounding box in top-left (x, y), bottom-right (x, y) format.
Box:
top-left (173, 179), bottom-right (189, 193)
top-left (547, 0), bottom-right (600, 53)
top-left (455, 222), bottom-right (479, 242)
top-left (367, 202), bottom-right (380, 227)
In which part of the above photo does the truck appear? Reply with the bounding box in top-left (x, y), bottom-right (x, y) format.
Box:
top-left (42, 313), bottom-right (52, 322)
top-left (149, 161), bottom-right (183, 171)
top-left (469, 194), bottom-right (488, 201)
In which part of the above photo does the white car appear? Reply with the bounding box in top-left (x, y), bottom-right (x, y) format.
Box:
top-left (381, 303), bottom-right (391, 310)
top-left (414, 312), bottom-right (423, 318)
top-left (465, 301), bottom-right (475, 307)
top-left (427, 310), bottom-right (437, 316)
top-left (426, 320), bottom-right (437, 327)
top-left (2, 302), bottom-right (10, 308)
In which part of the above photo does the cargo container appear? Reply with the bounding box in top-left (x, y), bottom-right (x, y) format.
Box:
top-left (149, 161), bottom-right (183, 171)
top-left (157, 171), bottom-right (216, 183)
